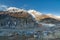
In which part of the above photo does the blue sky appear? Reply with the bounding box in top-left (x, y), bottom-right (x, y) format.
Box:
top-left (0, 0), bottom-right (60, 15)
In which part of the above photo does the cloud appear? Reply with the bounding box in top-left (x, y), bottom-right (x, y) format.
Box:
top-left (0, 4), bottom-right (8, 11)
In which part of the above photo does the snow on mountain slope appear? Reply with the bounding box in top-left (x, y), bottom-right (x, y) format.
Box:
top-left (6, 7), bottom-right (26, 12)
top-left (28, 10), bottom-right (60, 21)
top-left (0, 7), bottom-right (60, 21)
top-left (28, 10), bottom-right (42, 15)
top-left (46, 14), bottom-right (60, 20)
top-left (28, 10), bottom-right (43, 20)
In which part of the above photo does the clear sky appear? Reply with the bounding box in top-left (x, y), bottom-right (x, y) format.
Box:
top-left (0, 0), bottom-right (60, 15)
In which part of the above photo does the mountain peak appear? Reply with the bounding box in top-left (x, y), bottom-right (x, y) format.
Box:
top-left (6, 7), bottom-right (26, 12)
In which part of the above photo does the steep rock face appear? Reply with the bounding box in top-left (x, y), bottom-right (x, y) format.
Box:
top-left (0, 11), bottom-right (39, 30)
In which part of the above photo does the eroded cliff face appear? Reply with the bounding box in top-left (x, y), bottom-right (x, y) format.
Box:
top-left (0, 11), bottom-right (39, 30)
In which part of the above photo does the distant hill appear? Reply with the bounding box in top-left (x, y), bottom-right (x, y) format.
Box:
top-left (39, 17), bottom-right (60, 24)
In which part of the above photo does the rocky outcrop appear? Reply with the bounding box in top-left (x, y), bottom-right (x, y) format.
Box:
top-left (0, 11), bottom-right (40, 30)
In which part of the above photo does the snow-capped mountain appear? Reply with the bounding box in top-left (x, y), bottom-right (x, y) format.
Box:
top-left (0, 7), bottom-right (60, 29)
top-left (0, 7), bottom-right (60, 39)
top-left (4, 7), bottom-right (60, 21)
top-left (0, 7), bottom-right (60, 24)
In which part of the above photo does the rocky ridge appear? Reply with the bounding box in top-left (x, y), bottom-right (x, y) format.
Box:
top-left (0, 7), bottom-right (60, 37)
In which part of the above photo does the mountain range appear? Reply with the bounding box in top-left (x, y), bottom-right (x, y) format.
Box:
top-left (0, 7), bottom-right (60, 36)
